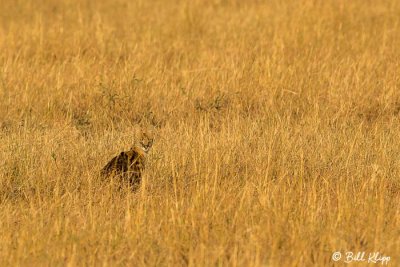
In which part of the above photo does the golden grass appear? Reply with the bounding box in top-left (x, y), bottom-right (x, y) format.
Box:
top-left (0, 0), bottom-right (399, 266)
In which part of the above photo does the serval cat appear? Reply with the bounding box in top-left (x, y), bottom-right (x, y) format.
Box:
top-left (101, 137), bottom-right (153, 189)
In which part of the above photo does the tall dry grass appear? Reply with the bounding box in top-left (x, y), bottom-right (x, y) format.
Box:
top-left (0, 0), bottom-right (399, 266)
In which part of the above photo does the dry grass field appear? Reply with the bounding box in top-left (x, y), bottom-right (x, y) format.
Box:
top-left (0, 0), bottom-right (399, 266)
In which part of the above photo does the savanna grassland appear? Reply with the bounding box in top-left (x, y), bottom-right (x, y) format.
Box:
top-left (0, 0), bottom-right (399, 266)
